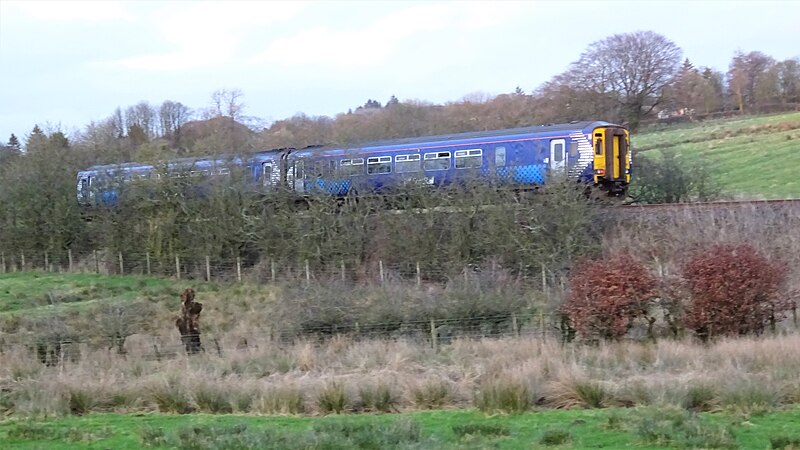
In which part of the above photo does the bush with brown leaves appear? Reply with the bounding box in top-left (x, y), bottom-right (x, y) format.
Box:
top-left (563, 253), bottom-right (658, 341)
top-left (683, 243), bottom-right (790, 340)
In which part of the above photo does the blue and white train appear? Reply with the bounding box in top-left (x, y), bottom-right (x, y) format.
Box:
top-left (77, 121), bottom-right (631, 206)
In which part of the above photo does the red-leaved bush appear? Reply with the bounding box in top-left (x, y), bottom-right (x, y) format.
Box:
top-left (563, 253), bottom-right (658, 341)
top-left (683, 243), bottom-right (790, 339)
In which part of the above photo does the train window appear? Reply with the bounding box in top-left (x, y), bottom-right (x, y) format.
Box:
top-left (569, 142), bottom-right (579, 158)
top-left (395, 154), bottom-right (421, 173)
top-left (423, 151), bottom-right (450, 170)
top-left (339, 158), bottom-right (364, 177)
top-left (262, 163), bottom-right (273, 186)
top-left (595, 138), bottom-right (603, 155)
top-left (495, 147), bottom-right (506, 167)
top-left (455, 149), bottom-right (482, 169)
top-left (367, 156), bottom-right (392, 174)
top-left (553, 143), bottom-right (564, 162)
top-left (313, 161), bottom-right (325, 177)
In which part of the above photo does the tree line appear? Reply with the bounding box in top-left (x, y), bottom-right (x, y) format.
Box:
top-left (0, 30), bottom-right (795, 273)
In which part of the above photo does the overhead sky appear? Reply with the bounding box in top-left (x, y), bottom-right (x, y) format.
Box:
top-left (1, 0), bottom-right (798, 142)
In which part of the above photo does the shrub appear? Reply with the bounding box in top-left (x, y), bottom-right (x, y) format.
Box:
top-left (538, 427), bottom-right (572, 446)
top-left (452, 423), bottom-right (510, 437)
top-left (473, 381), bottom-right (532, 413)
top-left (683, 383), bottom-right (719, 412)
top-left (563, 253), bottom-right (657, 341)
top-left (410, 379), bottom-right (452, 410)
top-left (632, 406), bottom-right (737, 449)
top-left (147, 377), bottom-right (194, 414)
top-left (317, 382), bottom-right (349, 414)
top-left (358, 383), bottom-right (397, 413)
top-left (683, 244), bottom-right (791, 339)
top-left (547, 378), bottom-right (612, 409)
top-left (771, 435), bottom-right (800, 449)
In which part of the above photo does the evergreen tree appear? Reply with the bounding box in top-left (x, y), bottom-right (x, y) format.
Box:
top-left (7, 133), bottom-right (20, 151)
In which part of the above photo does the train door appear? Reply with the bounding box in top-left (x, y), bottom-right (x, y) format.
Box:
top-left (77, 175), bottom-right (93, 204)
top-left (262, 162), bottom-right (279, 188)
top-left (494, 146), bottom-right (506, 169)
top-left (291, 160), bottom-right (305, 193)
top-left (549, 139), bottom-right (566, 173)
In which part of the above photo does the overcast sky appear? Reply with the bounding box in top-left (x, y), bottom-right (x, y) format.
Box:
top-left (1, 0), bottom-right (799, 142)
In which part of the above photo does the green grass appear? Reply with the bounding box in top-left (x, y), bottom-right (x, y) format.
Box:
top-left (1, 407), bottom-right (800, 449)
top-left (0, 272), bottom-right (204, 315)
top-left (634, 112), bottom-right (800, 199)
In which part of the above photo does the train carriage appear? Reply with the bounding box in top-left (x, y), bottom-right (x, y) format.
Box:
top-left (77, 121), bottom-right (631, 207)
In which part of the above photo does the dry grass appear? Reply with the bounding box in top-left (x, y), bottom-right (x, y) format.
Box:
top-left (3, 332), bottom-right (800, 417)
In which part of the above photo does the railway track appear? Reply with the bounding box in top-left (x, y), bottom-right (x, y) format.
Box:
top-left (620, 198), bottom-right (800, 210)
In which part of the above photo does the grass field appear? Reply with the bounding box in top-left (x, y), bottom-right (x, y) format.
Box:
top-left (634, 112), bottom-right (800, 199)
top-left (2, 407), bottom-right (800, 449)
top-left (0, 273), bottom-right (182, 314)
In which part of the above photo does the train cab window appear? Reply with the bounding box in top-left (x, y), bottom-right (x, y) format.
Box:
top-left (455, 149), bottom-right (483, 169)
top-left (339, 158), bottom-right (364, 177)
top-left (423, 151), bottom-right (450, 170)
top-left (495, 147), bottom-right (506, 167)
top-left (367, 156), bottom-right (392, 174)
top-left (595, 138), bottom-right (603, 155)
top-left (395, 154), bottom-right (421, 173)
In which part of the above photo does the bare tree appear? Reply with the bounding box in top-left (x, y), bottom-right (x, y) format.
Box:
top-left (209, 88), bottom-right (245, 121)
top-left (538, 31), bottom-right (682, 130)
top-left (728, 51), bottom-right (775, 113)
top-left (159, 100), bottom-right (192, 142)
top-left (124, 101), bottom-right (157, 140)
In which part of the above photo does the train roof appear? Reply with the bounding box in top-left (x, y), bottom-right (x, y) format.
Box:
top-left (293, 121), bottom-right (617, 157)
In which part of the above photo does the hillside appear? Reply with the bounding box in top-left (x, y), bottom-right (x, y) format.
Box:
top-left (634, 112), bottom-right (800, 199)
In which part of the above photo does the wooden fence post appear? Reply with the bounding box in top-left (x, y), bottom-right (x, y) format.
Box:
top-left (340, 260), bottom-right (346, 282)
top-left (430, 318), bottom-right (438, 352)
top-left (1, 252), bottom-right (5, 274)
top-left (541, 265), bottom-right (547, 293)
top-left (44, 251), bottom-right (49, 272)
top-left (146, 252), bottom-right (151, 275)
top-left (271, 258), bottom-right (276, 282)
top-left (175, 255), bottom-right (181, 280)
top-left (93, 250), bottom-right (99, 274)
top-left (205, 255), bottom-right (211, 282)
top-left (67, 249), bottom-right (73, 272)
top-left (118, 252), bottom-right (124, 274)
top-left (20, 252), bottom-right (25, 271)
top-left (416, 262), bottom-right (421, 287)
top-left (379, 260), bottom-right (384, 284)
top-left (236, 257), bottom-right (242, 282)
top-left (305, 260), bottom-right (310, 286)
top-left (540, 312), bottom-right (546, 342)
top-left (512, 313), bottom-right (519, 337)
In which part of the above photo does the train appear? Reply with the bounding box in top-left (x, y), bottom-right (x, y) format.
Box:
top-left (76, 120), bottom-right (631, 206)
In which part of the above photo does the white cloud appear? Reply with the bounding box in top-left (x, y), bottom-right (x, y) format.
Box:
top-left (110, 1), bottom-right (308, 71)
top-left (5, 0), bottom-right (134, 22)
top-left (251, 3), bottom-right (453, 68)
top-left (250, 1), bottom-right (531, 68)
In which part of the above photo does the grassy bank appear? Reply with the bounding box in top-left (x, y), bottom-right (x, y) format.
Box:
top-left (634, 112), bottom-right (800, 199)
top-left (2, 407), bottom-right (800, 449)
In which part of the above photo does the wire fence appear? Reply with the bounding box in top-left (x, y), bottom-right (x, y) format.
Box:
top-left (0, 311), bottom-right (576, 365)
top-left (0, 247), bottom-right (559, 287)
